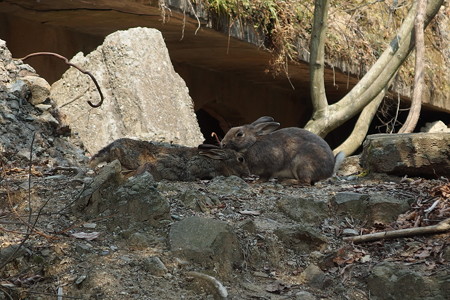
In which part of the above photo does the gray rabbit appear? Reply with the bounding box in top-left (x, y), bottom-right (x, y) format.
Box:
top-left (90, 138), bottom-right (249, 181)
top-left (220, 117), bottom-right (345, 185)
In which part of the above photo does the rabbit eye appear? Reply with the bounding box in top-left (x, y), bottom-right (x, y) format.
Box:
top-left (236, 132), bottom-right (244, 137)
top-left (237, 157), bottom-right (245, 163)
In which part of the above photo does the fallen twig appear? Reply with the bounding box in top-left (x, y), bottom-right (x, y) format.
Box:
top-left (344, 218), bottom-right (450, 243)
top-left (17, 52), bottom-right (104, 108)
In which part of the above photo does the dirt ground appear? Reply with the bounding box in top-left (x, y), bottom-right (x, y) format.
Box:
top-left (1, 163), bottom-right (449, 299)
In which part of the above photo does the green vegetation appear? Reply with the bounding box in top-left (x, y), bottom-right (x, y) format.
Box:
top-left (198, 0), bottom-right (448, 100)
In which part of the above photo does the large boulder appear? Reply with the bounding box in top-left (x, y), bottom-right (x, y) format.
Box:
top-left (367, 262), bottom-right (449, 300)
top-left (361, 133), bottom-right (450, 177)
top-left (169, 216), bottom-right (243, 279)
top-left (51, 27), bottom-right (204, 154)
top-left (331, 192), bottom-right (411, 225)
top-left (75, 161), bottom-right (170, 228)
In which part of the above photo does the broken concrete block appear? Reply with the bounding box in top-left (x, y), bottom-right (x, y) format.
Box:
top-left (361, 133), bottom-right (450, 177)
top-left (51, 27), bottom-right (204, 154)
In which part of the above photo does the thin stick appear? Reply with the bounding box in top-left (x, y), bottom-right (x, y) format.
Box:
top-left (0, 132), bottom-right (38, 269)
top-left (18, 52), bottom-right (104, 108)
top-left (27, 132), bottom-right (36, 226)
top-left (211, 132), bottom-right (221, 144)
top-left (344, 218), bottom-right (450, 243)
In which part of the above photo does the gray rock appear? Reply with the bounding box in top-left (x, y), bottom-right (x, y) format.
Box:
top-left (298, 263), bottom-right (326, 289)
top-left (443, 244), bottom-right (450, 261)
top-left (114, 172), bottom-right (170, 227)
top-left (7, 99), bottom-right (20, 110)
top-left (274, 225), bottom-right (328, 254)
top-left (336, 155), bottom-right (363, 176)
top-left (35, 103), bottom-right (52, 111)
top-left (37, 111), bottom-right (60, 126)
top-left (75, 243), bottom-right (93, 254)
top-left (8, 79), bottom-right (29, 100)
top-left (368, 193), bottom-right (410, 224)
top-left (0, 245), bottom-right (30, 264)
top-left (0, 40), bottom-right (89, 170)
top-left (207, 175), bottom-right (250, 196)
top-left (332, 192), bottom-right (370, 210)
top-left (22, 75), bottom-right (51, 105)
top-left (51, 27), bottom-right (204, 154)
top-left (295, 291), bottom-right (317, 300)
top-left (169, 216), bottom-right (243, 278)
top-left (180, 189), bottom-right (220, 212)
top-left (277, 195), bottom-right (329, 226)
top-left (420, 120), bottom-right (449, 133)
top-left (127, 232), bottom-right (155, 249)
top-left (331, 192), bottom-right (410, 225)
top-left (76, 162), bottom-right (170, 228)
top-left (142, 256), bottom-right (168, 276)
top-left (367, 262), bottom-right (449, 300)
top-left (361, 133), bottom-right (450, 177)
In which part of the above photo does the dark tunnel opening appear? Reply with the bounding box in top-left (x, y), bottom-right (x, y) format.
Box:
top-left (195, 109), bottom-right (225, 146)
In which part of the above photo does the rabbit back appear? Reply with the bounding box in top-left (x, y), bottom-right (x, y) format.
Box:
top-left (244, 128), bottom-right (335, 184)
top-left (90, 138), bottom-right (248, 181)
top-left (89, 138), bottom-right (162, 169)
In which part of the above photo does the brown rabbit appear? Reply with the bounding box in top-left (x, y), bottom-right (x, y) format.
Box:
top-left (220, 117), bottom-right (345, 185)
top-left (90, 138), bottom-right (249, 181)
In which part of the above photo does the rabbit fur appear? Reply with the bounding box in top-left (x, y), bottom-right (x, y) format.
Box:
top-left (221, 117), bottom-right (345, 185)
top-left (90, 138), bottom-right (249, 181)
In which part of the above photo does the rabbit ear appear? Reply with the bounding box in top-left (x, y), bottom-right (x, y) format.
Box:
top-left (199, 149), bottom-right (226, 160)
top-left (198, 144), bottom-right (220, 150)
top-left (253, 122), bottom-right (281, 136)
top-left (251, 116), bottom-right (274, 125)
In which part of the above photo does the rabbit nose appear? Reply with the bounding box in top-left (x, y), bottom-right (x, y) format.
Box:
top-left (220, 142), bottom-right (226, 148)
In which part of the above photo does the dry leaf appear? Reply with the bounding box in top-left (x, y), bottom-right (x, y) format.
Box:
top-left (71, 232), bottom-right (100, 241)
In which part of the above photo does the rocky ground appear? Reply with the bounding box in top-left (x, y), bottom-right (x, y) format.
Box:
top-left (1, 41), bottom-right (449, 300)
top-left (1, 158), bottom-right (449, 300)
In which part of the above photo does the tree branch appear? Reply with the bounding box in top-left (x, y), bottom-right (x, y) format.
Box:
top-left (309, 0), bottom-right (330, 116)
top-left (343, 218), bottom-right (450, 243)
top-left (333, 89), bottom-right (385, 156)
top-left (305, 0), bottom-right (444, 136)
top-left (399, 0), bottom-right (427, 133)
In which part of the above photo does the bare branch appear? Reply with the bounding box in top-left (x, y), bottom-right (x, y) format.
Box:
top-left (305, 0), bottom-right (444, 136)
top-left (309, 0), bottom-right (330, 115)
top-left (344, 217), bottom-right (450, 243)
top-left (18, 52), bottom-right (104, 108)
top-left (333, 90), bottom-right (385, 156)
top-left (398, 0), bottom-right (427, 133)
top-left (211, 132), bottom-right (221, 144)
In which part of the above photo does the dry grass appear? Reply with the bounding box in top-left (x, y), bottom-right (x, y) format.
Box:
top-left (199, 0), bottom-right (449, 102)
